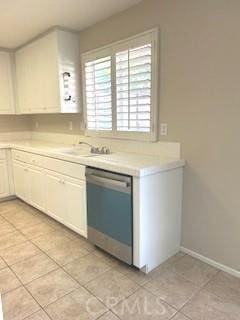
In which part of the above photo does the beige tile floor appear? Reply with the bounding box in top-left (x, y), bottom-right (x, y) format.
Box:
top-left (0, 199), bottom-right (239, 320)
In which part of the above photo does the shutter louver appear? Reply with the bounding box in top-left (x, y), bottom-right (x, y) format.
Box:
top-left (116, 44), bottom-right (152, 132)
top-left (85, 56), bottom-right (112, 130)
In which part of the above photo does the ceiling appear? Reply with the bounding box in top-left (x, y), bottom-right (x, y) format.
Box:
top-left (0, 0), bottom-right (142, 49)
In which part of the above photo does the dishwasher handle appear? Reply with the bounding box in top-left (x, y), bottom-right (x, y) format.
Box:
top-left (86, 173), bottom-right (131, 193)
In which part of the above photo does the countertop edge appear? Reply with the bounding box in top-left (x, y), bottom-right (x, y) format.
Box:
top-left (0, 142), bottom-right (185, 177)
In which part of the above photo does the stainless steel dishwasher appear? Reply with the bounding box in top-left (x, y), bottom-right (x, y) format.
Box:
top-left (86, 167), bottom-right (133, 264)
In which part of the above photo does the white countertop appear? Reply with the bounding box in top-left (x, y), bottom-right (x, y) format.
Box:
top-left (0, 140), bottom-right (185, 177)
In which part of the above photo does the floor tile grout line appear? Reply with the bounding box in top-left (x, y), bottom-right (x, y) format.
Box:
top-left (194, 269), bottom-right (239, 304)
top-left (61, 257), bottom-right (114, 309)
top-left (0, 219), bottom-right (53, 268)
top-left (0, 239), bottom-right (30, 256)
top-left (111, 264), bottom-right (162, 287)
top-left (142, 285), bottom-right (179, 313)
top-left (169, 311), bottom-right (192, 320)
top-left (1, 217), bottom-right (117, 294)
top-left (0, 203), bottom-right (57, 233)
top-left (7, 202), bottom-right (111, 289)
top-left (22, 309), bottom-right (53, 320)
top-left (8, 259), bottom-right (81, 318)
top-left (143, 268), bottom-right (202, 312)
top-left (42, 283), bottom-right (110, 314)
top-left (10, 259), bottom-right (60, 286)
top-left (0, 201), bottom-right (85, 320)
top-left (175, 284), bottom-right (206, 315)
top-left (0, 216), bottom-right (32, 262)
top-left (0, 205), bottom-right (191, 320)
top-left (7, 263), bottom-right (44, 316)
top-left (55, 248), bottom-right (145, 318)
top-left (0, 204), bottom-right (195, 319)
top-left (137, 256), bottom-right (220, 315)
top-left (176, 269), bottom-right (222, 315)
top-left (109, 285), bottom-right (179, 320)
top-left (96, 311), bottom-right (121, 320)
top-left (1, 200), bottom-right (230, 320)
top-left (161, 264), bottom-right (219, 288)
top-left (12, 206), bottom-right (113, 317)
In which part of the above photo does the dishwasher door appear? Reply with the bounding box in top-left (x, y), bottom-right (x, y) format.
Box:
top-left (86, 167), bottom-right (133, 264)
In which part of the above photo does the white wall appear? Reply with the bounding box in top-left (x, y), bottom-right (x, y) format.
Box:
top-left (79, 0), bottom-right (240, 271)
top-left (29, 0), bottom-right (240, 271)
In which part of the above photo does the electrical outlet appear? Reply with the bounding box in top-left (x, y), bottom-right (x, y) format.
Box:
top-left (69, 121), bottom-right (73, 131)
top-left (160, 123), bottom-right (168, 136)
top-left (35, 122), bottom-right (39, 129)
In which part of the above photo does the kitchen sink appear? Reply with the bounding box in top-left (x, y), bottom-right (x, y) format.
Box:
top-left (55, 147), bottom-right (98, 157)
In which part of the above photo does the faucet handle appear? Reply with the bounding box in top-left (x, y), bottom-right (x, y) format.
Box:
top-left (101, 147), bottom-right (110, 154)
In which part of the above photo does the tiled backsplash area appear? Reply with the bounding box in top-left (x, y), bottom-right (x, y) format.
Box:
top-left (30, 114), bottom-right (84, 135)
top-left (31, 132), bottom-right (181, 158)
top-left (0, 116), bottom-right (30, 133)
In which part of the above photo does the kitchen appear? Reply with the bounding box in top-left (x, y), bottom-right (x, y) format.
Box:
top-left (0, 1), bottom-right (239, 320)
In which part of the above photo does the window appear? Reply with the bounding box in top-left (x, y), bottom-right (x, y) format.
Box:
top-left (82, 29), bottom-right (158, 141)
top-left (85, 56), bottom-right (112, 131)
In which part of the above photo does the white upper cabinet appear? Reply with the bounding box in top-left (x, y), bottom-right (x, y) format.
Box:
top-left (0, 51), bottom-right (15, 114)
top-left (15, 29), bottom-right (80, 114)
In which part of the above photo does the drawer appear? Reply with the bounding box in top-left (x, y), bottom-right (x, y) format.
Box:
top-left (12, 150), bottom-right (29, 163)
top-left (0, 150), bottom-right (6, 160)
top-left (28, 153), bottom-right (44, 167)
top-left (44, 157), bottom-right (85, 180)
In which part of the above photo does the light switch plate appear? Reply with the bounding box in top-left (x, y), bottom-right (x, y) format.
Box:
top-left (160, 123), bottom-right (168, 136)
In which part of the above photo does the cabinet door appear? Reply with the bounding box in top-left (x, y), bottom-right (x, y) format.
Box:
top-left (0, 159), bottom-right (10, 198)
top-left (39, 32), bottom-right (60, 112)
top-left (28, 166), bottom-right (46, 211)
top-left (16, 33), bottom-right (60, 114)
top-left (65, 177), bottom-right (87, 237)
top-left (13, 161), bottom-right (29, 201)
top-left (16, 42), bottom-right (43, 114)
top-left (27, 41), bottom-right (43, 113)
top-left (0, 52), bottom-right (15, 114)
top-left (15, 47), bottom-right (33, 114)
top-left (45, 171), bottom-right (65, 222)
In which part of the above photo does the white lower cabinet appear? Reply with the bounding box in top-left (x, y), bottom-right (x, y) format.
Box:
top-left (28, 165), bottom-right (46, 212)
top-left (0, 159), bottom-right (10, 198)
top-left (13, 161), bottom-right (29, 201)
top-left (12, 151), bottom-right (87, 237)
top-left (64, 177), bottom-right (87, 236)
top-left (45, 171), bottom-right (66, 223)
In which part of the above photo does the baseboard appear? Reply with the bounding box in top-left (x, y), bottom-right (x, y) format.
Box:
top-left (180, 247), bottom-right (240, 279)
top-left (0, 195), bottom-right (16, 203)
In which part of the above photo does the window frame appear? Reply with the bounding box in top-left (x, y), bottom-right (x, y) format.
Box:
top-left (81, 28), bottom-right (159, 141)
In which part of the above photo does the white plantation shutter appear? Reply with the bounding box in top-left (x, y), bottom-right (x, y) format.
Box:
top-left (83, 29), bottom-right (158, 140)
top-left (85, 56), bottom-right (112, 130)
top-left (116, 44), bottom-right (152, 132)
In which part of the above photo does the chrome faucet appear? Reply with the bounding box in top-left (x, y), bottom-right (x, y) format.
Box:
top-left (79, 141), bottom-right (110, 154)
